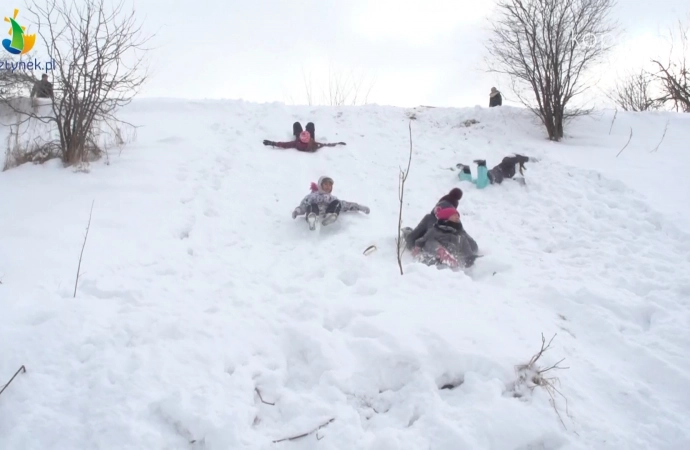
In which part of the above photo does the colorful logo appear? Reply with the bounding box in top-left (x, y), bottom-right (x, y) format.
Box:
top-left (3, 9), bottom-right (35, 55)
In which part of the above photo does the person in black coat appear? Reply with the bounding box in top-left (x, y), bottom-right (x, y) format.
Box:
top-left (489, 87), bottom-right (502, 107)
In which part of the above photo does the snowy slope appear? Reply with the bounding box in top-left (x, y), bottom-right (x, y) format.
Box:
top-left (1, 99), bottom-right (689, 450)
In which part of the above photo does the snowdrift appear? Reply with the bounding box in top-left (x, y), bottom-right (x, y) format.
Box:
top-left (1, 99), bottom-right (689, 450)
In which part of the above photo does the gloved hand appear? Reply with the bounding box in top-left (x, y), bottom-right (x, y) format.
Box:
top-left (338, 142), bottom-right (347, 145)
top-left (291, 209), bottom-right (298, 219)
top-left (360, 205), bottom-right (370, 214)
top-left (263, 140), bottom-right (275, 146)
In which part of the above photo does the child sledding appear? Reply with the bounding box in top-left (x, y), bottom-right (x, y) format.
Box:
top-left (402, 188), bottom-right (480, 270)
top-left (292, 176), bottom-right (370, 230)
top-left (263, 122), bottom-right (346, 153)
top-left (456, 154), bottom-right (533, 188)
top-left (404, 205), bottom-right (480, 270)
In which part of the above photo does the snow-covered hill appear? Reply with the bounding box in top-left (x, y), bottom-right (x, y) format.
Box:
top-left (1, 99), bottom-right (689, 450)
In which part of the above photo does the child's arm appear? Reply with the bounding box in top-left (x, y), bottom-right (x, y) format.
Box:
top-left (340, 200), bottom-right (370, 214)
top-left (264, 139), bottom-right (298, 149)
top-left (313, 141), bottom-right (346, 150)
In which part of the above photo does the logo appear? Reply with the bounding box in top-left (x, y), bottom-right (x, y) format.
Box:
top-left (2, 9), bottom-right (35, 55)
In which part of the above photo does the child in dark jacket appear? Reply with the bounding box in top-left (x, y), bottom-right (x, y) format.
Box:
top-left (263, 122), bottom-right (346, 153)
top-left (412, 206), bottom-right (479, 269)
top-left (292, 176), bottom-right (370, 229)
top-left (404, 188), bottom-right (474, 250)
top-left (457, 154), bottom-right (533, 188)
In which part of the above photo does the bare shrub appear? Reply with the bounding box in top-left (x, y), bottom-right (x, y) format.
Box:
top-left (485, 0), bottom-right (618, 141)
top-left (510, 333), bottom-right (570, 428)
top-left (608, 70), bottom-right (661, 111)
top-left (3, 124), bottom-right (61, 171)
top-left (1, 0), bottom-right (152, 168)
top-left (300, 64), bottom-right (375, 106)
top-left (651, 17), bottom-right (690, 112)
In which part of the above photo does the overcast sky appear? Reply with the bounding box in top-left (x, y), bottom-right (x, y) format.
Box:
top-left (127, 0), bottom-right (688, 108)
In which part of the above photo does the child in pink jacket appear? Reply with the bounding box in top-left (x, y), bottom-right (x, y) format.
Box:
top-left (292, 176), bottom-right (370, 229)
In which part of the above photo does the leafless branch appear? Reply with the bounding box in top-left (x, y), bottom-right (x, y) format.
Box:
top-left (254, 388), bottom-right (275, 406)
top-left (74, 199), bottom-right (94, 298)
top-left (608, 109), bottom-right (617, 134)
top-left (396, 120), bottom-right (413, 275)
top-left (0, 365), bottom-right (27, 397)
top-left (272, 418), bottom-right (335, 443)
top-left (650, 120), bottom-right (670, 152)
top-left (615, 127), bottom-right (633, 157)
top-left (485, 0), bottom-right (619, 140)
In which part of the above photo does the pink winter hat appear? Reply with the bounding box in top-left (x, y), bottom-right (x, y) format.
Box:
top-left (435, 206), bottom-right (459, 221)
top-left (299, 130), bottom-right (311, 143)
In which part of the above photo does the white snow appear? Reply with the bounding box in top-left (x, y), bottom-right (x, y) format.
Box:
top-left (1, 99), bottom-right (690, 449)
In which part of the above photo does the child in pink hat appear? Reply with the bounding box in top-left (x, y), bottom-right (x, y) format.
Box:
top-left (262, 121), bottom-right (347, 153)
top-left (412, 205), bottom-right (480, 269)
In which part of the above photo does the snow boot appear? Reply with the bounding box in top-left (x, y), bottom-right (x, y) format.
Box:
top-left (456, 163), bottom-right (473, 183)
top-left (307, 212), bottom-right (317, 230)
top-left (322, 213), bottom-right (338, 226)
top-left (474, 160), bottom-right (490, 189)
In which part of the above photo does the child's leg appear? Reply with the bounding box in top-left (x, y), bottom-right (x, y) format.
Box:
top-left (293, 122), bottom-right (303, 140)
top-left (306, 202), bottom-right (319, 219)
top-left (306, 122), bottom-right (315, 140)
top-left (456, 163), bottom-right (474, 183)
top-left (325, 199), bottom-right (341, 215)
top-left (322, 200), bottom-right (341, 226)
top-left (474, 160), bottom-right (490, 189)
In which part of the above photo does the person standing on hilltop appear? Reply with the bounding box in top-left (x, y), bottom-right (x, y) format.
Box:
top-left (489, 87), bottom-right (502, 107)
top-left (31, 73), bottom-right (54, 100)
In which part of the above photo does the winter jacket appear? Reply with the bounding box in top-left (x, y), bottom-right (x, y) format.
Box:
top-left (293, 178), bottom-right (368, 216)
top-left (31, 80), bottom-right (53, 99)
top-left (414, 220), bottom-right (478, 269)
top-left (488, 155), bottom-right (529, 184)
top-left (404, 199), bottom-right (460, 250)
top-left (270, 139), bottom-right (344, 153)
top-left (489, 91), bottom-right (502, 107)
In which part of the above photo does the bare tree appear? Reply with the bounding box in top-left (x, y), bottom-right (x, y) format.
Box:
top-left (1, 0), bottom-right (153, 167)
top-left (485, 0), bottom-right (618, 141)
top-left (300, 64), bottom-right (375, 106)
top-left (651, 17), bottom-right (690, 112)
top-left (607, 69), bottom-right (660, 111)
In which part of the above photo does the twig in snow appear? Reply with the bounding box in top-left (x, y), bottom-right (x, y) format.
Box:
top-left (255, 388), bottom-right (275, 406)
top-left (650, 120), bottom-right (670, 153)
top-left (514, 333), bottom-right (570, 429)
top-left (272, 418), bottom-right (335, 443)
top-left (396, 120), bottom-right (413, 275)
top-left (615, 127), bottom-right (633, 158)
top-left (74, 200), bottom-right (95, 298)
top-left (608, 109), bottom-right (618, 135)
top-left (0, 365), bottom-right (26, 397)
